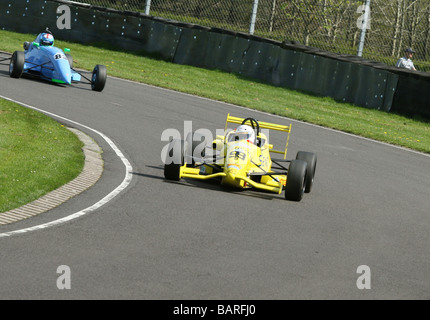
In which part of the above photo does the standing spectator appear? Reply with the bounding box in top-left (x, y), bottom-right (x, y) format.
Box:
top-left (396, 48), bottom-right (417, 71)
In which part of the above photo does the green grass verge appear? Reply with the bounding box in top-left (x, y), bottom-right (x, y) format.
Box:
top-left (0, 98), bottom-right (84, 213)
top-left (1, 29), bottom-right (429, 155)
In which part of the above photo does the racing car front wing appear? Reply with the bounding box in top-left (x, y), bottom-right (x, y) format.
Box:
top-left (179, 165), bottom-right (284, 194)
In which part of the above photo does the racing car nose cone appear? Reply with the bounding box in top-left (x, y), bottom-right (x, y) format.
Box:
top-left (52, 76), bottom-right (71, 85)
top-left (64, 74), bottom-right (72, 85)
top-left (221, 169), bottom-right (238, 187)
top-left (53, 59), bottom-right (72, 85)
top-left (54, 71), bottom-right (71, 85)
top-left (227, 168), bottom-right (238, 175)
top-left (59, 71), bottom-right (72, 85)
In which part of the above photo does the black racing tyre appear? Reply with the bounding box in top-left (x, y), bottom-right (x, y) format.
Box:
top-left (296, 151), bottom-right (317, 193)
top-left (285, 160), bottom-right (307, 201)
top-left (65, 54), bottom-right (73, 68)
top-left (91, 64), bottom-right (107, 92)
top-left (164, 139), bottom-right (184, 181)
top-left (185, 131), bottom-right (206, 167)
top-left (9, 51), bottom-right (25, 79)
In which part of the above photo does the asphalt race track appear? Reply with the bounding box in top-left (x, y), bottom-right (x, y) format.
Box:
top-left (0, 53), bottom-right (429, 300)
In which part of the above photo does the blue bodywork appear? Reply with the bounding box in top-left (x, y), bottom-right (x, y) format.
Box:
top-left (24, 33), bottom-right (81, 84)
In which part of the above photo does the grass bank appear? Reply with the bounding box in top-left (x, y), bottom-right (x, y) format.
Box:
top-left (0, 98), bottom-right (84, 213)
top-left (0, 29), bottom-right (428, 154)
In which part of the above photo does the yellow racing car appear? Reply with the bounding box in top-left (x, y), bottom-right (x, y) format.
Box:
top-left (164, 114), bottom-right (317, 201)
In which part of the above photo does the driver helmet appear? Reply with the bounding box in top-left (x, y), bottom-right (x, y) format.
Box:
top-left (40, 33), bottom-right (54, 46)
top-left (235, 125), bottom-right (256, 144)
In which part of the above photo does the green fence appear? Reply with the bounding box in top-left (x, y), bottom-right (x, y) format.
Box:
top-left (69, 0), bottom-right (430, 72)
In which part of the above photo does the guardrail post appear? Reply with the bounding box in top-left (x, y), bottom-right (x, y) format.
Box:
top-left (357, 0), bottom-right (371, 57)
top-left (249, 0), bottom-right (259, 35)
top-left (145, 0), bottom-right (152, 15)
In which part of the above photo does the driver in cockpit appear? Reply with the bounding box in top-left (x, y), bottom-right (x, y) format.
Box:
top-left (230, 125), bottom-right (256, 144)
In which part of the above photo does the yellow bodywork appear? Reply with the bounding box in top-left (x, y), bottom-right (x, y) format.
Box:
top-left (179, 114), bottom-right (292, 195)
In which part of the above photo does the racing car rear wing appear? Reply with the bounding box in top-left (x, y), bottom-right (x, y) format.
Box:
top-left (225, 114), bottom-right (292, 159)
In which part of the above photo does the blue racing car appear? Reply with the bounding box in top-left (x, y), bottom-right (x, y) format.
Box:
top-left (8, 28), bottom-right (107, 92)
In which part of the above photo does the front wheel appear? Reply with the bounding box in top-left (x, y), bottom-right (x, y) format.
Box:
top-left (164, 139), bottom-right (184, 181)
top-left (9, 51), bottom-right (25, 79)
top-left (185, 131), bottom-right (206, 167)
top-left (91, 64), bottom-right (107, 92)
top-left (285, 160), bottom-right (307, 201)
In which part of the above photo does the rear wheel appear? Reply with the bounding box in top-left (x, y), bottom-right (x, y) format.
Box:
top-left (296, 151), bottom-right (317, 193)
top-left (9, 51), bottom-right (24, 79)
top-left (285, 160), bottom-right (307, 201)
top-left (91, 64), bottom-right (107, 92)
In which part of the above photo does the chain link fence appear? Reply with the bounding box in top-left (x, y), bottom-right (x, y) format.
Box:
top-left (68, 0), bottom-right (430, 71)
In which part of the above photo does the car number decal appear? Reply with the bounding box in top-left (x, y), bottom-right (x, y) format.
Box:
top-left (54, 53), bottom-right (66, 60)
top-left (228, 150), bottom-right (246, 160)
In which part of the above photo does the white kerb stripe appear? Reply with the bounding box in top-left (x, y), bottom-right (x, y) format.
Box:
top-left (0, 95), bottom-right (133, 238)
